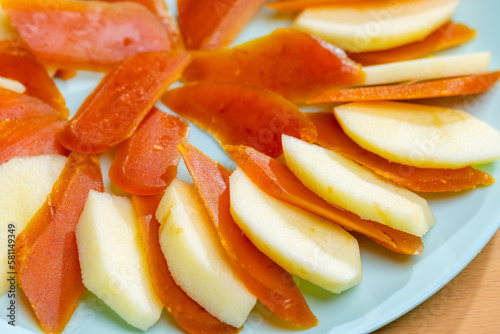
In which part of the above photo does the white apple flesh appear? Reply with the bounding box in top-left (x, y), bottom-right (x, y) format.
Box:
top-left (156, 179), bottom-right (256, 328)
top-left (0, 76), bottom-right (26, 94)
top-left (230, 168), bottom-right (362, 294)
top-left (334, 101), bottom-right (500, 169)
top-left (293, 0), bottom-right (458, 52)
top-left (282, 135), bottom-right (436, 237)
top-left (76, 190), bottom-right (163, 331)
top-left (0, 155), bottom-right (66, 296)
top-left (363, 52), bottom-right (491, 86)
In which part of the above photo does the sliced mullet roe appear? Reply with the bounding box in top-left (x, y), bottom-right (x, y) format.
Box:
top-left (0, 41), bottom-right (68, 117)
top-left (15, 152), bottom-right (104, 334)
top-left (307, 71), bottom-right (500, 103)
top-left (2, 0), bottom-right (172, 71)
top-left (109, 108), bottom-right (189, 195)
top-left (162, 82), bottom-right (317, 158)
top-left (58, 51), bottom-right (191, 154)
top-left (177, 0), bottom-right (266, 50)
top-left (132, 194), bottom-right (240, 334)
top-left (0, 116), bottom-right (69, 165)
top-left (308, 112), bottom-right (495, 192)
top-left (225, 145), bottom-right (424, 255)
top-left (91, 0), bottom-right (182, 49)
top-left (54, 69), bottom-right (78, 81)
top-left (0, 88), bottom-right (59, 122)
top-left (348, 22), bottom-right (476, 65)
top-left (179, 142), bottom-right (317, 328)
top-left (182, 28), bottom-right (365, 103)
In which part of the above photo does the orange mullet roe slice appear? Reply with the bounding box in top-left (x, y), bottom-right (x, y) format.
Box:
top-left (0, 116), bottom-right (69, 165)
top-left (162, 81), bottom-right (317, 158)
top-left (132, 194), bottom-right (240, 334)
top-left (182, 28), bottom-right (365, 103)
top-left (0, 88), bottom-right (59, 121)
top-left (15, 152), bottom-right (104, 334)
top-left (58, 51), bottom-right (190, 154)
top-left (2, 0), bottom-right (172, 71)
top-left (348, 22), bottom-right (476, 65)
top-left (54, 69), bottom-right (78, 81)
top-left (109, 108), bottom-right (189, 195)
top-left (0, 41), bottom-right (68, 117)
top-left (307, 71), bottom-right (500, 103)
top-left (226, 145), bottom-right (424, 255)
top-left (308, 112), bottom-right (495, 192)
top-left (180, 142), bottom-right (317, 328)
top-left (91, 0), bottom-right (182, 49)
top-left (177, 0), bottom-right (266, 50)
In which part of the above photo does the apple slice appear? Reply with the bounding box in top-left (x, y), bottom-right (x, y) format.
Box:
top-left (0, 76), bottom-right (25, 93)
top-left (230, 168), bottom-right (362, 293)
top-left (292, 0), bottom-right (458, 52)
top-left (348, 22), bottom-right (477, 66)
top-left (76, 190), bottom-right (163, 331)
top-left (0, 154), bottom-right (66, 296)
top-left (282, 135), bottom-right (436, 237)
top-left (363, 52), bottom-right (491, 86)
top-left (156, 179), bottom-right (256, 328)
top-left (334, 101), bottom-right (500, 169)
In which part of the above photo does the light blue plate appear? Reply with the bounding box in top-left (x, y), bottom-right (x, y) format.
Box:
top-left (1, 0), bottom-right (499, 333)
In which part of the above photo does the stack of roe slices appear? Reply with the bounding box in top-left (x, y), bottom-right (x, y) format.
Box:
top-left (1, 0), bottom-right (500, 333)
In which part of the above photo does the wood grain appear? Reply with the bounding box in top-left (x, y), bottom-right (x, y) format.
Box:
top-left (376, 229), bottom-right (500, 333)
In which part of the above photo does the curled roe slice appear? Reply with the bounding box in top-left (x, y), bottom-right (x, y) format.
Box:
top-left (109, 108), bottom-right (189, 195)
top-left (2, 0), bottom-right (172, 71)
top-left (58, 51), bottom-right (191, 154)
top-left (182, 28), bottom-right (364, 103)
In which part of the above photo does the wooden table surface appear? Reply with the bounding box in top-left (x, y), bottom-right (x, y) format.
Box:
top-left (376, 228), bottom-right (500, 334)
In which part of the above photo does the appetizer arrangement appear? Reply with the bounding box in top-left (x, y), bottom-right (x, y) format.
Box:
top-left (1, 0), bottom-right (499, 333)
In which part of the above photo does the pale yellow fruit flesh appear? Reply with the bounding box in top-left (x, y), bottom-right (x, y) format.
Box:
top-left (293, 0), bottom-right (458, 52)
top-left (282, 135), bottom-right (436, 237)
top-left (156, 179), bottom-right (256, 328)
top-left (0, 77), bottom-right (26, 94)
top-left (334, 101), bottom-right (500, 169)
top-left (76, 190), bottom-right (163, 331)
top-left (363, 52), bottom-right (491, 86)
top-left (229, 168), bottom-right (362, 293)
top-left (0, 155), bottom-right (66, 296)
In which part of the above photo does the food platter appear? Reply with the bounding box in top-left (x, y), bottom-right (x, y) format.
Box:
top-left (1, 0), bottom-right (500, 333)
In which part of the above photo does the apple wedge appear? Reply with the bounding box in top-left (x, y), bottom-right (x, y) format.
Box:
top-left (292, 0), bottom-right (458, 52)
top-left (363, 52), bottom-right (491, 86)
top-left (334, 101), bottom-right (500, 169)
top-left (75, 190), bottom-right (163, 331)
top-left (282, 135), bottom-right (436, 237)
top-left (156, 179), bottom-right (256, 328)
top-left (0, 154), bottom-right (66, 296)
top-left (230, 168), bottom-right (362, 293)
top-left (0, 76), bottom-right (25, 93)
